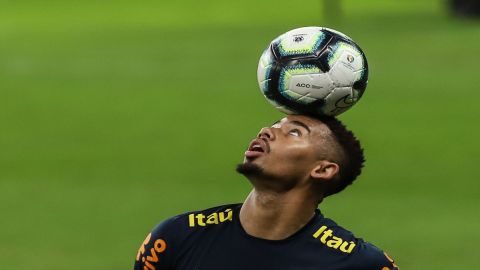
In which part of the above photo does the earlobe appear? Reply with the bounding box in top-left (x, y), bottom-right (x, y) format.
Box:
top-left (311, 161), bottom-right (339, 181)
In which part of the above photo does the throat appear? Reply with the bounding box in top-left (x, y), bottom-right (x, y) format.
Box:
top-left (239, 189), bottom-right (317, 240)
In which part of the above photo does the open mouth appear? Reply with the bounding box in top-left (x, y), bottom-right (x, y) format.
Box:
top-left (244, 139), bottom-right (268, 159)
top-left (249, 143), bottom-right (265, 153)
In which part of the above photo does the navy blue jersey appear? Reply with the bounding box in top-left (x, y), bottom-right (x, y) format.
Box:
top-left (134, 204), bottom-right (398, 270)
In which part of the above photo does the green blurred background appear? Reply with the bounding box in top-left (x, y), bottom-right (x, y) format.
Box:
top-left (1, 0), bottom-right (479, 268)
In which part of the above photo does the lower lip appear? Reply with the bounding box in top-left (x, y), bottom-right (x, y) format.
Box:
top-left (244, 150), bottom-right (264, 158)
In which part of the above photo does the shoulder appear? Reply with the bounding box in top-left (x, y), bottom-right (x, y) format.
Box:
top-left (147, 203), bottom-right (240, 241)
top-left (311, 215), bottom-right (399, 269)
top-left (184, 203), bottom-right (239, 228)
top-left (134, 204), bottom-right (241, 269)
top-left (352, 241), bottom-right (399, 270)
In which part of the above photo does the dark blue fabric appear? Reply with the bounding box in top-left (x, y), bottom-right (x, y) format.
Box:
top-left (134, 204), bottom-right (398, 270)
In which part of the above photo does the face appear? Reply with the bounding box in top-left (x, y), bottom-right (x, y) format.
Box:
top-left (239, 115), bottom-right (333, 188)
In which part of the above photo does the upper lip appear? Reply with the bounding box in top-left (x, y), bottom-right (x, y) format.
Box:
top-left (247, 138), bottom-right (269, 153)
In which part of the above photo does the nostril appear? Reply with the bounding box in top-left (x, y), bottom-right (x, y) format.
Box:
top-left (258, 128), bottom-right (273, 140)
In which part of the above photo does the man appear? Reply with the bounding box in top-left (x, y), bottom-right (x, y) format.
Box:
top-left (134, 114), bottom-right (399, 270)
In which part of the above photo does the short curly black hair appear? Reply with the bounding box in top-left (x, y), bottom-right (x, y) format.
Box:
top-left (316, 116), bottom-right (365, 197)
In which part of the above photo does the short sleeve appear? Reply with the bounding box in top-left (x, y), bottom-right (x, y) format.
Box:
top-left (353, 241), bottom-right (399, 270)
top-left (379, 250), bottom-right (399, 270)
top-left (134, 218), bottom-right (178, 270)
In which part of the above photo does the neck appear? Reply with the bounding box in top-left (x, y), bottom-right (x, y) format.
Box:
top-left (239, 187), bottom-right (319, 240)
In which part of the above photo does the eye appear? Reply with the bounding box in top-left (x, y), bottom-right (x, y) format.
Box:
top-left (289, 129), bottom-right (301, 137)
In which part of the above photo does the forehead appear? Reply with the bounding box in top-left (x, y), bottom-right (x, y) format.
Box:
top-left (274, 115), bottom-right (331, 135)
top-left (274, 115), bottom-right (321, 128)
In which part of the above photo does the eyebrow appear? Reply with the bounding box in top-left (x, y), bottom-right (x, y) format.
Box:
top-left (271, 119), bottom-right (311, 133)
top-left (290, 120), bottom-right (311, 133)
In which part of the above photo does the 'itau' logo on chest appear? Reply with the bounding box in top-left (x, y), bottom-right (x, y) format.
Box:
top-left (312, 226), bottom-right (356, 253)
top-left (188, 209), bottom-right (233, 227)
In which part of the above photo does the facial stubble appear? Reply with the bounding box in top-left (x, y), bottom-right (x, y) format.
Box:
top-left (236, 162), bottom-right (265, 176)
top-left (236, 161), bottom-right (282, 185)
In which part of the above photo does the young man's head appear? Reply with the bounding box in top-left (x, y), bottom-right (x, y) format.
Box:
top-left (237, 115), bottom-right (364, 200)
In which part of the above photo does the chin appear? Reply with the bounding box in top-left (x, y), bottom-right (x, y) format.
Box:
top-left (236, 163), bottom-right (297, 192)
top-left (236, 162), bottom-right (264, 176)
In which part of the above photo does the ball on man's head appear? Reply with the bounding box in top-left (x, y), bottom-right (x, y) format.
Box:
top-left (257, 27), bottom-right (369, 117)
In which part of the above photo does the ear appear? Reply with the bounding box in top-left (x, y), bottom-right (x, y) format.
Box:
top-left (310, 161), bottom-right (339, 181)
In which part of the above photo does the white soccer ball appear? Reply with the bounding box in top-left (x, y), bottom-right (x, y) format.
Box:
top-left (257, 27), bottom-right (369, 116)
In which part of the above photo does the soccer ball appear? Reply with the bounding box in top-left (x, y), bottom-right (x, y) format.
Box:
top-left (257, 27), bottom-right (368, 116)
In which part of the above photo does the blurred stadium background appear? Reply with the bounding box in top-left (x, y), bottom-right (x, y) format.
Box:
top-left (1, 0), bottom-right (479, 268)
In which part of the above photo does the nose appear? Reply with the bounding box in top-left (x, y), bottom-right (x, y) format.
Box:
top-left (258, 127), bottom-right (275, 141)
